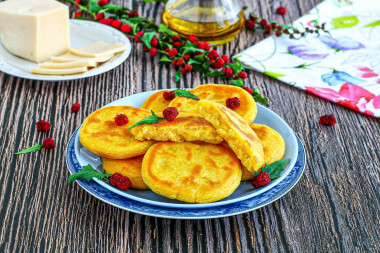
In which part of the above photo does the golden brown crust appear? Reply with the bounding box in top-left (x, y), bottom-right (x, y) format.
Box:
top-left (79, 106), bottom-right (155, 159)
top-left (141, 90), bottom-right (171, 113)
top-left (141, 142), bottom-right (242, 203)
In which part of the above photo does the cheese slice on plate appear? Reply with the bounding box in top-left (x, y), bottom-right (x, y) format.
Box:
top-left (70, 41), bottom-right (127, 57)
top-left (30, 66), bottom-right (87, 75)
top-left (50, 53), bottom-right (114, 67)
top-left (39, 60), bottom-right (92, 69)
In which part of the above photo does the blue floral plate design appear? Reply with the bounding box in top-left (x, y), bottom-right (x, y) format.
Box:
top-left (66, 130), bottom-right (305, 219)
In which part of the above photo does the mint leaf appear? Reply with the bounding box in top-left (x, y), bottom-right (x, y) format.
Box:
top-left (230, 78), bottom-right (244, 87)
top-left (188, 58), bottom-right (201, 65)
top-left (158, 24), bottom-right (177, 36)
top-left (128, 110), bottom-right (165, 130)
top-left (261, 159), bottom-right (290, 179)
top-left (172, 89), bottom-right (199, 100)
top-left (205, 70), bottom-right (225, 78)
top-left (159, 55), bottom-right (172, 64)
top-left (15, 142), bottom-right (43, 155)
top-left (253, 93), bottom-right (269, 106)
top-left (68, 164), bottom-right (111, 184)
top-left (141, 32), bottom-right (156, 49)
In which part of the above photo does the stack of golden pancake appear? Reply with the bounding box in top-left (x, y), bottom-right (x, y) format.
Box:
top-left (79, 84), bottom-right (285, 203)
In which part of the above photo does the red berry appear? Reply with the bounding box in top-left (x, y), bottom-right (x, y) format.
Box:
top-left (277, 25), bottom-right (283, 30)
top-left (271, 23), bottom-right (277, 29)
top-left (121, 24), bottom-right (131, 33)
top-left (75, 0), bottom-right (80, 7)
top-left (96, 12), bottom-right (105, 20)
top-left (74, 12), bottom-right (82, 18)
top-left (168, 48), bottom-right (178, 57)
top-left (221, 54), bottom-right (230, 63)
top-left (226, 97), bottom-right (241, 110)
top-left (114, 114), bottom-right (129, 126)
top-left (250, 15), bottom-right (257, 22)
top-left (143, 46), bottom-right (150, 52)
top-left (260, 19), bottom-right (267, 26)
top-left (225, 68), bottom-right (234, 78)
top-left (276, 6), bottom-right (286, 15)
top-left (171, 59), bottom-right (177, 67)
top-left (319, 114), bottom-right (336, 126)
top-left (176, 58), bottom-right (184, 67)
top-left (42, 138), bottom-right (55, 149)
top-left (275, 31), bottom-right (282, 37)
top-left (238, 71), bottom-right (248, 79)
top-left (109, 173), bottom-right (132, 191)
top-left (181, 68), bottom-right (188, 75)
top-left (100, 18), bottom-right (113, 26)
top-left (171, 35), bottom-right (180, 40)
top-left (266, 24), bottom-right (272, 30)
top-left (243, 87), bottom-right (253, 94)
top-left (112, 19), bottom-right (122, 29)
top-left (134, 31), bottom-right (144, 42)
top-left (209, 59), bottom-right (215, 64)
top-left (149, 48), bottom-right (158, 57)
top-left (36, 120), bottom-right (51, 132)
top-left (71, 103), bottom-right (80, 113)
top-left (264, 29), bottom-right (271, 35)
top-left (198, 42), bottom-right (210, 51)
top-left (163, 107), bottom-right (179, 121)
top-left (251, 172), bottom-right (271, 189)
top-left (173, 41), bottom-right (181, 48)
top-left (212, 58), bottom-right (225, 69)
top-left (128, 10), bottom-right (139, 18)
top-left (184, 64), bottom-right (193, 72)
top-left (98, 0), bottom-right (108, 7)
top-left (208, 49), bottom-right (219, 59)
top-left (246, 21), bottom-right (255, 30)
top-left (150, 37), bottom-right (158, 47)
top-left (188, 35), bottom-right (198, 45)
top-left (163, 91), bottom-right (175, 101)
top-left (183, 53), bottom-right (190, 61)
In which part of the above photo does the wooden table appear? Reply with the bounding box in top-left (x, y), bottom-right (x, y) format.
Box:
top-left (1, 0), bottom-right (379, 252)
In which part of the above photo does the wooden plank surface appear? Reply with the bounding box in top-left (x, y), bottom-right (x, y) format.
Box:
top-left (0, 0), bottom-right (379, 252)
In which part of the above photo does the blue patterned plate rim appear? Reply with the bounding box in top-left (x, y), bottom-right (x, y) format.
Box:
top-left (65, 132), bottom-right (305, 219)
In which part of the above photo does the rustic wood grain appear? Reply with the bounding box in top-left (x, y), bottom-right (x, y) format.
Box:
top-left (0, 0), bottom-right (379, 252)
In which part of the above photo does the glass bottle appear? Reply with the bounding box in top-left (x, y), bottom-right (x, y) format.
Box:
top-left (162, 0), bottom-right (245, 46)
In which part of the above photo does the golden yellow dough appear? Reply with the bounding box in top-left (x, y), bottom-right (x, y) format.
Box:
top-left (79, 106), bottom-right (155, 159)
top-left (141, 90), bottom-right (171, 113)
top-left (130, 112), bottom-right (223, 144)
top-left (142, 142), bottom-right (242, 203)
top-left (169, 84), bottom-right (257, 122)
top-left (101, 156), bottom-right (149, 190)
top-left (241, 124), bottom-right (286, 180)
top-left (196, 100), bottom-right (265, 172)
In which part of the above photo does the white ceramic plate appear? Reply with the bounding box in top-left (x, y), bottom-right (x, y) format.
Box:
top-left (72, 90), bottom-right (299, 209)
top-left (0, 20), bottom-right (131, 81)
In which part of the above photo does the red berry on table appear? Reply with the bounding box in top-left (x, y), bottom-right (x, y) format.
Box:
top-left (264, 29), bottom-right (271, 35)
top-left (276, 6), bottom-right (286, 15)
top-left (181, 68), bottom-right (188, 75)
top-left (143, 46), bottom-right (150, 52)
top-left (238, 71), bottom-right (248, 79)
top-left (198, 42), bottom-right (210, 51)
top-left (250, 15), bottom-right (257, 22)
top-left (277, 25), bottom-right (283, 30)
top-left (176, 58), bottom-right (184, 67)
top-left (188, 35), bottom-right (199, 45)
top-left (208, 49), bottom-right (219, 59)
top-left (225, 68), bottom-right (234, 78)
top-left (42, 138), bottom-right (55, 149)
top-left (75, 0), bottom-right (80, 7)
top-left (246, 21), bottom-right (255, 30)
top-left (275, 31), bottom-right (282, 37)
top-left (226, 97), bottom-right (241, 110)
top-left (163, 91), bottom-right (175, 101)
top-left (100, 18), bottom-right (113, 26)
top-left (266, 24), bottom-right (272, 30)
top-left (171, 59), bottom-right (177, 67)
top-left (98, 0), bottom-right (108, 7)
top-left (111, 19), bottom-right (122, 29)
top-left (319, 114), bottom-right (336, 126)
top-left (71, 103), bottom-right (80, 113)
top-left (171, 35), bottom-right (180, 41)
top-left (109, 173), bottom-right (132, 191)
top-left (36, 120), bottom-right (51, 132)
top-left (150, 37), bottom-right (158, 47)
top-left (134, 31), bottom-right (144, 42)
top-left (243, 87), bottom-right (253, 94)
top-left (149, 48), bottom-right (158, 57)
top-left (209, 59), bottom-right (215, 64)
top-left (163, 107), bottom-right (179, 121)
top-left (121, 24), bottom-right (131, 33)
top-left (221, 54), bottom-right (230, 63)
top-left (173, 41), bottom-right (181, 48)
top-left (184, 64), bottom-right (193, 72)
top-left (114, 114), bottom-right (129, 126)
top-left (74, 12), bottom-right (82, 18)
top-left (251, 172), bottom-right (271, 189)
top-left (132, 10), bottom-right (139, 17)
top-left (212, 58), bottom-right (225, 69)
top-left (260, 19), bottom-right (267, 26)
top-left (183, 53), bottom-right (190, 61)
top-left (271, 23), bottom-right (277, 29)
top-left (96, 12), bottom-right (105, 21)
top-left (168, 48), bottom-right (178, 57)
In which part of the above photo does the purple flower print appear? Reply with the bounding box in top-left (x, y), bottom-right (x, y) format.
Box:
top-left (321, 71), bottom-right (365, 86)
top-left (319, 36), bottom-right (364, 50)
top-left (288, 45), bottom-right (329, 60)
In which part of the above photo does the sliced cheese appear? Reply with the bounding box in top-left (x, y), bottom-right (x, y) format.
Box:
top-left (0, 0), bottom-right (70, 63)
top-left (50, 53), bottom-right (114, 66)
top-left (39, 60), bottom-right (92, 69)
top-left (30, 66), bottom-right (87, 75)
top-left (70, 41), bottom-right (127, 58)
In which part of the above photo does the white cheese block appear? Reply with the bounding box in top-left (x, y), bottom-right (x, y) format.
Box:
top-left (0, 0), bottom-right (70, 63)
top-left (50, 52), bottom-right (114, 66)
top-left (30, 66), bottom-right (87, 75)
top-left (39, 60), bottom-right (92, 69)
top-left (70, 41), bottom-right (127, 58)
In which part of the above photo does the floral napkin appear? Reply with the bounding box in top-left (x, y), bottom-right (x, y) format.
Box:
top-left (236, 0), bottom-right (380, 117)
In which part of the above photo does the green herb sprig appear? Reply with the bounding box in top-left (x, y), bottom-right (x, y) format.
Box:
top-left (253, 159), bottom-right (290, 179)
top-left (68, 164), bottom-right (111, 184)
top-left (128, 110), bottom-right (165, 130)
top-left (172, 89), bottom-right (199, 100)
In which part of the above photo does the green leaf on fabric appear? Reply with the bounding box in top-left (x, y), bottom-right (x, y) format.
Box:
top-left (332, 16), bottom-right (359, 29)
top-left (158, 24), bottom-right (177, 36)
top-left (68, 164), bottom-right (111, 184)
top-left (364, 20), bottom-right (380, 28)
top-left (89, 0), bottom-right (101, 13)
top-left (188, 58), bottom-right (201, 65)
top-left (205, 70), bottom-right (225, 78)
top-left (159, 55), bottom-right (172, 64)
top-left (172, 89), bottom-right (199, 100)
top-left (141, 32), bottom-right (156, 49)
top-left (253, 94), bottom-right (269, 106)
top-left (15, 142), bottom-right (43, 155)
top-left (263, 71), bottom-right (286, 79)
top-left (175, 69), bottom-right (181, 82)
top-left (128, 110), bottom-right (165, 130)
top-left (260, 159), bottom-right (290, 179)
top-left (230, 79), bottom-right (244, 87)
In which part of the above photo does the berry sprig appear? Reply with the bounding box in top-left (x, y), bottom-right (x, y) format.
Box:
top-left (15, 138), bottom-right (55, 155)
top-left (251, 159), bottom-right (290, 188)
top-left (245, 13), bottom-right (329, 39)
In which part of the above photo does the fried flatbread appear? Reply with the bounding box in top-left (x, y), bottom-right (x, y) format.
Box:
top-left (141, 90), bottom-right (171, 113)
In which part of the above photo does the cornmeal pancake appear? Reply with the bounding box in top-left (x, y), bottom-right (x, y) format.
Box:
top-left (196, 100), bottom-right (265, 172)
top-left (102, 156), bottom-right (149, 190)
top-left (79, 106), bottom-right (155, 159)
top-left (130, 112), bottom-right (223, 144)
top-left (169, 84), bottom-right (257, 122)
top-left (142, 142), bottom-right (242, 203)
top-left (241, 124), bottom-right (285, 180)
top-left (141, 90), bottom-right (171, 113)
